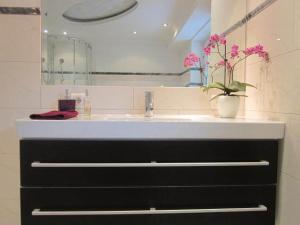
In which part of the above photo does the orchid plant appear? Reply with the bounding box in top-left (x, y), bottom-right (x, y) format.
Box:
top-left (202, 34), bottom-right (269, 100)
top-left (184, 53), bottom-right (205, 85)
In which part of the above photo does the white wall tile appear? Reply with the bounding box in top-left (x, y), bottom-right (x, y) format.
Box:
top-left (247, 0), bottom-right (295, 62)
top-left (0, 109), bottom-right (43, 154)
top-left (0, 199), bottom-right (20, 225)
top-left (276, 173), bottom-right (300, 225)
top-left (92, 109), bottom-right (138, 115)
top-left (244, 2), bottom-right (300, 225)
top-left (41, 86), bottom-right (134, 110)
top-left (272, 113), bottom-right (300, 181)
top-left (247, 51), bottom-right (300, 114)
top-left (0, 15), bottom-right (41, 63)
top-left (0, 62), bottom-right (41, 109)
top-left (88, 86), bottom-right (134, 109)
top-left (211, 0), bottom-right (246, 34)
top-left (247, 0), bottom-right (266, 12)
top-left (0, 2), bottom-right (39, 225)
top-left (133, 87), bottom-right (211, 111)
top-left (245, 61), bottom-right (267, 111)
top-left (293, 0), bottom-right (300, 49)
top-left (0, 155), bottom-right (19, 199)
top-left (41, 86), bottom-right (212, 112)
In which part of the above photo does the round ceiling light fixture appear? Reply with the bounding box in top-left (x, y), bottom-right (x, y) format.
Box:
top-left (62, 0), bottom-right (138, 23)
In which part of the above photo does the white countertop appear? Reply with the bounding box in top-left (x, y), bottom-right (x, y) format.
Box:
top-left (16, 114), bottom-right (285, 140)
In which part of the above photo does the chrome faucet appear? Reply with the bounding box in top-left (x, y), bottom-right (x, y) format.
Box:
top-left (145, 91), bottom-right (154, 117)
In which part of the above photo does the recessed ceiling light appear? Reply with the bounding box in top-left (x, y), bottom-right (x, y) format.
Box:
top-left (44, 29), bottom-right (48, 34)
top-left (276, 38), bottom-right (281, 41)
top-left (163, 23), bottom-right (168, 27)
top-left (63, 31), bottom-right (68, 35)
top-left (133, 31), bottom-right (137, 34)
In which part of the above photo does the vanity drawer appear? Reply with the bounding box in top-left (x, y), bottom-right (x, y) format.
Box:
top-left (20, 140), bottom-right (278, 187)
top-left (21, 186), bottom-right (276, 225)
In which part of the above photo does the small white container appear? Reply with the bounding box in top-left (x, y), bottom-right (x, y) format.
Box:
top-left (217, 96), bottom-right (240, 118)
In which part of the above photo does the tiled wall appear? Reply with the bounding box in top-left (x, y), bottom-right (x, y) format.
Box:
top-left (41, 86), bottom-right (212, 115)
top-left (211, 0), bottom-right (300, 224)
top-left (0, 1), bottom-right (213, 224)
top-left (0, 0), bottom-right (41, 224)
top-left (244, 0), bottom-right (300, 224)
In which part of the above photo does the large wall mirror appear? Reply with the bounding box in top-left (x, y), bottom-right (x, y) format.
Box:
top-left (41, 0), bottom-right (249, 87)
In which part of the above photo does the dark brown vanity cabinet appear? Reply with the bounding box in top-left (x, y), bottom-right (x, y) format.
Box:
top-left (20, 140), bottom-right (278, 225)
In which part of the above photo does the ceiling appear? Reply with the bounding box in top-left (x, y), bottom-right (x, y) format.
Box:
top-left (42, 0), bottom-right (211, 45)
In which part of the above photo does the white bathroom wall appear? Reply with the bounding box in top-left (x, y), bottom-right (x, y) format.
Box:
top-left (211, 1), bottom-right (300, 224)
top-left (40, 86), bottom-right (212, 115)
top-left (243, 0), bottom-right (300, 225)
top-left (0, 1), bottom-right (41, 224)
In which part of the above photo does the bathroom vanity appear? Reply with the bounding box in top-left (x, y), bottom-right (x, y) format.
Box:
top-left (16, 115), bottom-right (285, 225)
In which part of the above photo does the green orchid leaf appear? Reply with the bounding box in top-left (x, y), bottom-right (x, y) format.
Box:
top-left (224, 87), bottom-right (240, 93)
top-left (203, 81), bottom-right (256, 96)
top-left (229, 81), bottom-right (256, 91)
top-left (230, 94), bottom-right (249, 98)
top-left (210, 93), bottom-right (225, 101)
top-left (214, 82), bottom-right (226, 88)
top-left (228, 81), bottom-right (246, 92)
top-left (244, 82), bottom-right (257, 89)
top-left (202, 82), bottom-right (225, 92)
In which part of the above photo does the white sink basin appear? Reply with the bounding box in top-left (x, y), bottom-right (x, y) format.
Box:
top-left (16, 114), bottom-right (285, 140)
top-left (89, 114), bottom-right (211, 122)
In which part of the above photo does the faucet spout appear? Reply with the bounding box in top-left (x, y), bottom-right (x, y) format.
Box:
top-left (145, 91), bottom-right (154, 117)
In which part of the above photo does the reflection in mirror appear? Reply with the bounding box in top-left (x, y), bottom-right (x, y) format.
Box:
top-left (42, 0), bottom-right (211, 87)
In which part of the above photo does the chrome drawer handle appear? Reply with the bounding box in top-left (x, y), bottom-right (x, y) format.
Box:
top-left (32, 205), bottom-right (267, 216)
top-left (31, 161), bottom-right (269, 168)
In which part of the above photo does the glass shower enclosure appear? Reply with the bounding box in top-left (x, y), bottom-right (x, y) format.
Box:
top-left (42, 34), bottom-right (93, 85)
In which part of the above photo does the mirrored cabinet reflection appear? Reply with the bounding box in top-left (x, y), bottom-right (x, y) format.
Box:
top-left (41, 0), bottom-right (211, 87)
top-left (42, 35), bottom-right (93, 86)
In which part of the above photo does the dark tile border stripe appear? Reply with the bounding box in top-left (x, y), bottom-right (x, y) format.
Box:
top-left (223, 0), bottom-right (278, 36)
top-left (41, 68), bottom-right (202, 77)
top-left (0, 7), bottom-right (40, 15)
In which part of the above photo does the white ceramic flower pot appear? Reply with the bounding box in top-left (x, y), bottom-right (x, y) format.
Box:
top-left (217, 96), bottom-right (240, 118)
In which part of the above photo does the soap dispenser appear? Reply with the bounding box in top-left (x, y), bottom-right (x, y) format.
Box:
top-left (83, 89), bottom-right (92, 118)
top-left (58, 89), bottom-right (76, 111)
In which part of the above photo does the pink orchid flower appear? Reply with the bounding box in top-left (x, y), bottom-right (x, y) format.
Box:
top-left (204, 34), bottom-right (227, 56)
top-left (231, 44), bottom-right (239, 58)
top-left (209, 34), bottom-right (219, 42)
top-left (204, 47), bottom-right (211, 56)
top-left (243, 44), bottom-right (269, 62)
top-left (189, 53), bottom-right (200, 63)
top-left (208, 34), bottom-right (227, 46)
top-left (217, 60), bottom-right (225, 66)
top-left (184, 53), bottom-right (200, 68)
top-left (219, 35), bottom-right (227, 45)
